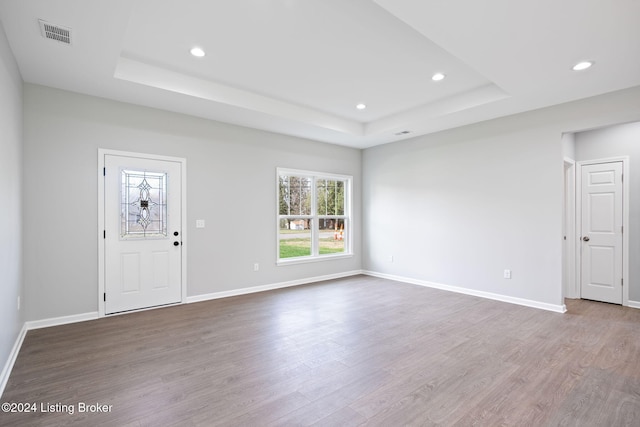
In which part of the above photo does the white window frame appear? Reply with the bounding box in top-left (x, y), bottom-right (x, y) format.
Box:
top-left (277, 168), bottom-right (353, 265)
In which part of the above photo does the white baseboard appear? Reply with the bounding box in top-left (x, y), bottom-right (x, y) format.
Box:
top-left (363, 270), bottom-right (567, 313)
top-left (25, 312), bottom-right (99, 330)
top-left (0, 323), bottom-right (27, 399)
top-left (628, 300), bottom-right (640, 309)
top-left (187, 270), bottom-right (364, 304)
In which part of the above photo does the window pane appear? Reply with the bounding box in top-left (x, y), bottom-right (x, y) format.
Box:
top-left (121, 170), bottom-right (167, 238)
top-left (279, 218), bottom-right (312, 258)
top-left (319, 218), bottom-right (345, 255)
top-left (316, 179), bottom-right (345, 215)
top-left (279, 175), bottom-right (312, 216)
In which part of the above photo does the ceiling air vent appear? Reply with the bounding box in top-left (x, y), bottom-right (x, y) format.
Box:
top-left (38, 19), bottom-right (72, 45)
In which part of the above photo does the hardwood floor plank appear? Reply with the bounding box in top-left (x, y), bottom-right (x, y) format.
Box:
top-left (1, 276), bottom-right (639, 426)
top-left (311, 406), bottom-right (367, 427)
top-left (209, 392), bottom-right (311, 426)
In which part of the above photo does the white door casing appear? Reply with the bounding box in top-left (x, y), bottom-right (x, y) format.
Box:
top-left (580, 161), bottom-right (623, 304)
top-left (563, 159), bottom-right (577, 299)
top-left (98, 150), bottom-right (187, 316)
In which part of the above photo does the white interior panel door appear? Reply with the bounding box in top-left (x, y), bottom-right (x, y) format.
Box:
top-left (580, 162), bottom-right (623, 304)
top-left (104, 154), bottom-right (182, 314)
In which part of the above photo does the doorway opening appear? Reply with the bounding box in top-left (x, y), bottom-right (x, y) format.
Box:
top-left (566, 154), bottom-right (629, 306)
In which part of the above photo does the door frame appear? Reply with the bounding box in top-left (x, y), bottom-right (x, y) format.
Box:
top-left (575, 156), bottom-right (629, 306)
top-left (563, 158), bottom-right (577, 299)
top-left (97, 149), bottom-right (188, 317)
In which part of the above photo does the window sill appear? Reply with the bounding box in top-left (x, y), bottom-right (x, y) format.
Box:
top-left (277, 253), bottom-right (353, 266)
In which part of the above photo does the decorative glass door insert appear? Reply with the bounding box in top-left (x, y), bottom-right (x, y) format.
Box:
top-left (120, 169), bottom-right (167, 238)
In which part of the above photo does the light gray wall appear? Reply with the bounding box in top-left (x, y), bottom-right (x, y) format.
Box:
top-left (575, 121), bottom-right (640, 301)
top-left (562, 132), bottom-right (575, 160)
top-left (18, 79), bottom-right (640, 321)
top-left (0, 21), bottom-right (23, 383)
top-left (363, 86), bottom-right (640, 307)
top-left (23, 84), bottom-right (362, 321)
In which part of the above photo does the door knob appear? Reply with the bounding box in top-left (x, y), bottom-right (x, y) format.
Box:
top-left (173, 241), bottom-right (180, 246)
top-left (174, 231), bottom-right (179, 236)
top-left (582, 236), bottom-right (590, 242)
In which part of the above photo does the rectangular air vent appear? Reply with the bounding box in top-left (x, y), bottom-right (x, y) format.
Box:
top-left (38, 19), bottom-right (72, 45)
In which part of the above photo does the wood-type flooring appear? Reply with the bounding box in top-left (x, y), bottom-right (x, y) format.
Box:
top-left (1, 275), bottom-right (639, 426)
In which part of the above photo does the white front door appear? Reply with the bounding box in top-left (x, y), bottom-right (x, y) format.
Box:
top-left (580, 161), bottom-right (623, 304)
top-left (103, 153), bottom-right (183, 314)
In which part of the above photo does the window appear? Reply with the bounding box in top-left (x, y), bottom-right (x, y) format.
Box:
top-left (121, 170), bottom-right (167, 238)
top-left (278, 168), bottom-right (352, 263)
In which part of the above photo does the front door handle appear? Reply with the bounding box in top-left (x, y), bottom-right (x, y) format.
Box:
top-left (582, 236), bottom-right (590, 242)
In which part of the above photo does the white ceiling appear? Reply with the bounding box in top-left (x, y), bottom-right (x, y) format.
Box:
top-left (1, 0), bottom-right (639, 148)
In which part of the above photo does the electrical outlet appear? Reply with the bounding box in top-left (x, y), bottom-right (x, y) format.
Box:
top-left (504, 269), bottom-right (512, 279)
top-left (253, 263), bottom-right (259, 272)
top-left (196, 219), bottom-right (205, 228)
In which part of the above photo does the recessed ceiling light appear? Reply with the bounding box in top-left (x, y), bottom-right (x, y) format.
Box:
top-left (572, 61), bottom-right (593, 71)
top-left (432, 72), bottom-right (445, 81)
top-left (190, 47), bottom-right (205, 58)
top-left (356, 103), bottom-right (367, 110)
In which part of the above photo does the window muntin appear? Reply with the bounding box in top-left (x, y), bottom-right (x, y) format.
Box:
top-left (278, 169), bottom-right (351, 262)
